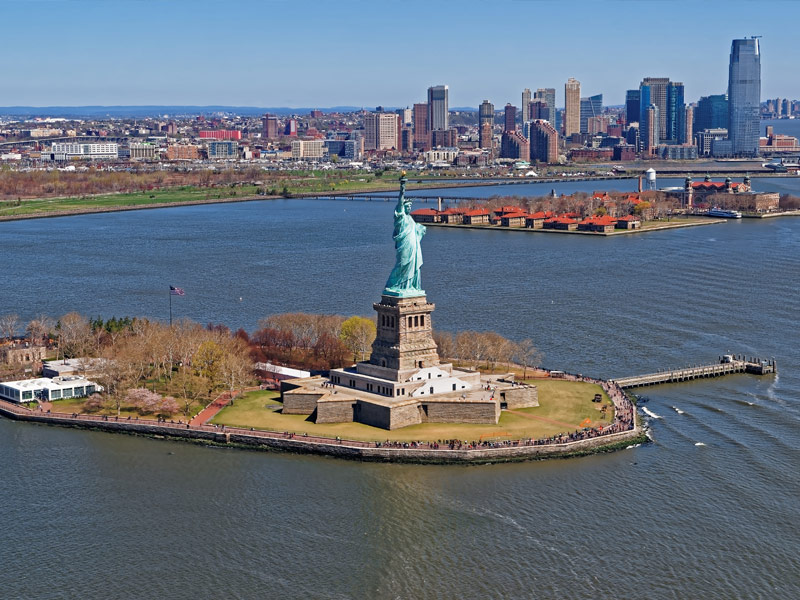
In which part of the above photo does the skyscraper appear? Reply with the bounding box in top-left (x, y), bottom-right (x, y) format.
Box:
top-left (642, 104), bottom-right (659, 154)
top-left (364, 111), bottom-right (398, 151)
top-left (579, 94), bottom-right (602, 134)
top-left (529, 119), bottom-right (559, 164)
top-left (263, 113), bottom-right (279, 139)
top-left (695, 94), bottom-right (729, 134)
top-left (521, 89), bottom-right (532, 123)
top-left (534, 88), bottom-right (556, 123)
top-left (478, 100), bottom-right (494, 149)
top-left (427, 85), bottom-right (449, 132)
top-left (639, 77), bottom-right (669, 140)
top-left (728, 38), bottom-right (761, 156)
top-left (412, 103), bottom-right (429, 151)
top-left (564, 78), bottom-right (580, 137)
top-left (625, 90), bottom-right (640, 124)
top-left (504, 104), bottom-right (517, 132)
top-left (665, 82), bottom-right (685, 143)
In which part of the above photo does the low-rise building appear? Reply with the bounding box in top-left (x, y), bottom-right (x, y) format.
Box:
top-left (0, 376), bottom-right (101, 403)
top-left (1, 344), bottom-right (46, 366)
top-left (291, 139), bottom-right (325, 160)
top-left (41, 358), bottom-right (107, 378)
top-left (462, 208), bottom-right (490, 224)
top-left (411, 208), bottom-right (441, 223)
top-left (49, 142), bottom-right (118, 160)
top-left (166, 144), bottom-right (200, 160)
top-left (208, 141), bottom-right (238, 159)
top-left (615, 215), bottom-right (641, 229)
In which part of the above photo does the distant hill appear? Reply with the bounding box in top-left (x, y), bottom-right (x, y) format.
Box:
top-left (0, 105), bottom-right (364, 118)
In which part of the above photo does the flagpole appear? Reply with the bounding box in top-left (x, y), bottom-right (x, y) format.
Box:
top-left (169, 289), bottom-right (172, 326)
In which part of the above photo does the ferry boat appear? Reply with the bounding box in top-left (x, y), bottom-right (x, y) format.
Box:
top-left (708, 207), bottom-right (742, 219)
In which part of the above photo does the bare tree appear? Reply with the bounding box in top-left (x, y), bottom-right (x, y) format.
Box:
top-left (57, 313), bottom-right (93, 359)
top-left (513, 339), bottom-right (544, 380)
top-left (26, 315), bottom-right (54, 346)
top-left (0, 313), bottom-right (20, 342)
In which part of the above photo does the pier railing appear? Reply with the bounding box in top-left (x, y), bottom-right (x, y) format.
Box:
top-left (613, 355), bottom-right (776, 389)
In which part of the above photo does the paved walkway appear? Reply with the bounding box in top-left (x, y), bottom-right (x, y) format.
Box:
top-left (189, 386), bottom-right (259, 427)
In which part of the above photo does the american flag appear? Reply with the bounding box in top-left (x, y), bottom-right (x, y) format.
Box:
top-left (170, 286), bottom-right (185, 296)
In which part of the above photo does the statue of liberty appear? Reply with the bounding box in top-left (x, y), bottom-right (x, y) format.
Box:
top-left (384, 172), bottom-right (425, 297)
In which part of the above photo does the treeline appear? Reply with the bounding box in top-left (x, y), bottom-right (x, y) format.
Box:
top-left (470, 191), bottom-right (674, 219)
top-left (1, 311), bottom-right (542, 416)
top-left (434, 331), bottom-right (543, 376)
top-left (0, 167), bottom-right (266, 201)
top-left (779, 194), bottom-right (800, 210)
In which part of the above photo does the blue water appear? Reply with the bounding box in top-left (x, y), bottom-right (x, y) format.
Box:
top-left (1, 182), bottom-right (799, 598)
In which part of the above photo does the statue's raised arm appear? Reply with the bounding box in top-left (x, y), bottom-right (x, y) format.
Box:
top-left (383, 172), bottom-right (426, 298)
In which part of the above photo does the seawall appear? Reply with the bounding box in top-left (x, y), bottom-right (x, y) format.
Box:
top-left (0, 400), bottom-right (644, 465)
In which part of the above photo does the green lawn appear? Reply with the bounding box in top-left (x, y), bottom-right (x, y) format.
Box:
top-left (0, 185), bottom-right (262, 217)
top-left (210, 380), bottom-right (613, 442)
top-left (0, 176), bottom-right (476, 219)
top-left (47, 397), bottom-right (202, 420)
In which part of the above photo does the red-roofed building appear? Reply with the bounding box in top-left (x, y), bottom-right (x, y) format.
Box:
top-left (463, 208), bottom-right (490, 225)
top-left (500, 212), bottom-right (529, 227)
top-left (440, 207), bottom-right (465, 224)
top-left (543, 216), bottom-right (578, 231)
top-left (525, 211), bottom-right (550, 229)
top-left (411, 208), bottom-right (441, 223)
top-left (615, 215), bottom-right (641, 230)
top-left (578, 215), bottom-right (618, 233)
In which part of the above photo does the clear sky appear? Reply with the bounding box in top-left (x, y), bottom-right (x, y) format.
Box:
top-left (1, 0), bottom-right (797, 108)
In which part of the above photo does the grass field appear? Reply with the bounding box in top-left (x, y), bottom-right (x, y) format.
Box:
top-left (0, 175), bottom-right (475, 219)
top-left (0, 185), bottom-right (262, 218)
top-left (210, 379), bottom-right (613, 442)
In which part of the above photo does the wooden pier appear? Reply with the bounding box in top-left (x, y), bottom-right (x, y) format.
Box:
top-left (613, 355), bottom-right (777, 389)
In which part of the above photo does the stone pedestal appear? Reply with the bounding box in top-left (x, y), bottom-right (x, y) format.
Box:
top-left (359, 294), bottom-right (440, 382)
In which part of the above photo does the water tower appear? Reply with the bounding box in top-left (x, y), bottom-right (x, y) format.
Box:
top-left (645, 168), bottom-right (657, 191)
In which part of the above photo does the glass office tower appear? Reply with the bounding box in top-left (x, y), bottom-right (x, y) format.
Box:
top-left (728, 38), bottom-right (761, 156)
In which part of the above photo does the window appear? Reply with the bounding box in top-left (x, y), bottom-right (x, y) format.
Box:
top-left (22, 391), bottom-right (33, 400)
top-left (408, 316), bottom-right (413, 328)
top-left (420, 315), bottom-right (425, 327)
top-left (414, 316), bottom-right (419, 327)
top-left (430, 387), bottom-right (434, 394)
top-left (453, 383), bottom-right (457, 391)
top-left (50, 389), bottom-right (61, 399)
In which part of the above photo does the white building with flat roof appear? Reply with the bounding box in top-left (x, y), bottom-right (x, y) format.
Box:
top-left (50, 142), bottom-right (118, 159)
top-left (0, 376), bottom-right (101, 403)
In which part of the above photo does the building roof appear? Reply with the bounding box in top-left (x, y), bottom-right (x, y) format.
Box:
top-left (411, 208), bottom-right (440, 216)
top-left (1, 376), bottom-right (99, 392)
top-left (692, 181), bottom-right (742, 190)
top-left (463, 208), bottom-right (490, 216)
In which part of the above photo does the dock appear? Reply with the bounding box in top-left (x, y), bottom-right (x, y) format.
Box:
top-left (613, 355), bottom-right (777, 389)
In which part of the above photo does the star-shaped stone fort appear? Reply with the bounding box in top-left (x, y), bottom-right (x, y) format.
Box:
top-left (280, 174), bottom-right (537, 430)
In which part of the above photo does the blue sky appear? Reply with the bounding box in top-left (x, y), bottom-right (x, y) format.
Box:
top-left (0, 0), bottom-right (797, 108)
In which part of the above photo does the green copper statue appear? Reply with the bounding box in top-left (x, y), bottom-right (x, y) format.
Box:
top-left (384, 172), bottom-right (425, 297)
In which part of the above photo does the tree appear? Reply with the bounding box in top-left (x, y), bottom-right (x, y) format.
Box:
top-left (0, 313), bottom-right (20, 341)
top-left (194, 340), bottom-right (225, 393)
top-left (26, 315), bottom-right (54, 346)
top-left (339, 316), bottom-right (376, 362)
top-left (84, 393), bottom-right (106, 413)
top-left (513, 339), bottom-right (543, 380)
top-left (433, 331), bottom-right (455, 360)
top-left (56, 312), bottom-right (94, 359)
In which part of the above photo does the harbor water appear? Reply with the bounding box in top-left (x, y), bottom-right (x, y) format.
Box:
top-left (0, 180), bottom-right (798, 598)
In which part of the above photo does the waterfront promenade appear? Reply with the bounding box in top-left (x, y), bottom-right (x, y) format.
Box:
top-left (0, 376), bottom-right (641, 464)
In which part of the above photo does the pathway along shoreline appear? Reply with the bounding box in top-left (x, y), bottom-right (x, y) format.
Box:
top-left (0, 385), bottom-right (644, 465)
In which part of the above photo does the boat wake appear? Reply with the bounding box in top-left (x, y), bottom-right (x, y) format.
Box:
top-left (672, 406), bottom-right (685, 415)
top-left (695, 442), bottom-right (706, 447)
top-left (641, 407), bottom-right (662, 419)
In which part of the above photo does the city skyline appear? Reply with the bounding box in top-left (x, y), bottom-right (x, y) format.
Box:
top-left (1, 0), bottom-right (798, 107)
